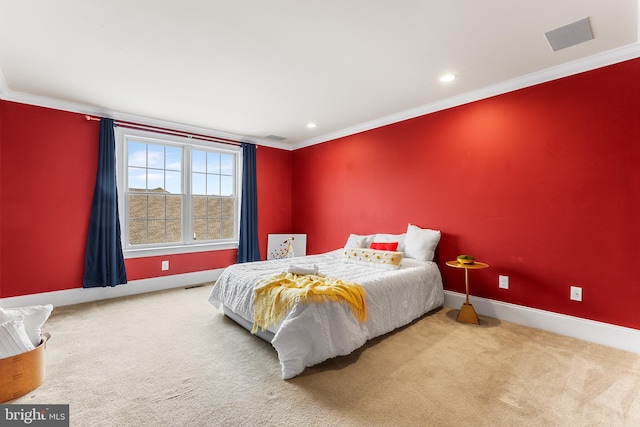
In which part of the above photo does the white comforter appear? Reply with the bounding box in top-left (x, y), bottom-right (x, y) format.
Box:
top-left (208, 249), bottom-right (444, 379)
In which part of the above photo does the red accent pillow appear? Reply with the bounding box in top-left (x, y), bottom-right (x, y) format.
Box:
top-left (369, 242), bottom-right (399, 251)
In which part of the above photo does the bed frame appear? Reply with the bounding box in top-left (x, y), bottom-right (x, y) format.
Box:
top-left (222, 306), bottom-right (275, 343)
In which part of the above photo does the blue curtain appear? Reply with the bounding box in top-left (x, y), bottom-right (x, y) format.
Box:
top-left (237, 142), bottom-right (261, 263)
top-left (83, 118), bottom-right (128, 287)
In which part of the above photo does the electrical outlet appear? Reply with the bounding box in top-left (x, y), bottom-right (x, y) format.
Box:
top-left (499, 275), bottom-right (509, 289)
top-left (161, 260), bottom-right (169, 271)
top-left (570, 286), bottom-right (582, 301)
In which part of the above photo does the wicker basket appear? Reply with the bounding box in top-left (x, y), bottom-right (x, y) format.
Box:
top-left (0, 333), bottom-right (50, 403)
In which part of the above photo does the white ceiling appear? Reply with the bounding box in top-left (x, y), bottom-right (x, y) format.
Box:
top-left (1, 1), bottom-right (639, 150)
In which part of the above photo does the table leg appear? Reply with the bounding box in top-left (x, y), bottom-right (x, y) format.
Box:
top-left (457, 267), bottom-right (479, 324)
top-left (465, 268), bottom-right (470, 304)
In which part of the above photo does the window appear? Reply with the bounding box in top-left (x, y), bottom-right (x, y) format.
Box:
top-left (191, 149), bottom-right (236, 241)
top-left (116, 128), bottom-right (241, 257)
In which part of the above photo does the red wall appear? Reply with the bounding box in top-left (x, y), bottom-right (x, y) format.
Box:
top-left (256, 144), bottom-right (294, 255)
top-left (292, 58), bottom-right (640, 330)
top-left (0, 101), bottom-right (292, 297)
top-left (3, 57), bottom-right (639, 331)
top-left (0, 103), bottom-right (97, 298)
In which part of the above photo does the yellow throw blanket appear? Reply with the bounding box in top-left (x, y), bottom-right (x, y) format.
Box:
top-left (252, 272), bottom-right (367, 333)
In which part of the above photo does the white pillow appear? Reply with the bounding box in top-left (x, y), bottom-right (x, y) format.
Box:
top-left (404, 224), bottom-right (441, 261)
top-left (344, 234), bottom-right (367, 249)
top-left (0, 316), bottom-right (36, 358)
top-left (0, 304), bottom-right (53, 347)
top-left (372, 233), bottom-right (406, 252)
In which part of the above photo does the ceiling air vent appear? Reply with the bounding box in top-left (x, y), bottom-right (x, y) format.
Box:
top-left (545, 17), bottom-right (593, 52)
top-left (265, 135), bottom-right (287, 141)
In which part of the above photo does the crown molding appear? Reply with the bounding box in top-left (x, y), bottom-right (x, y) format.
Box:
top-left (292, 42), bottom-right (640, 150)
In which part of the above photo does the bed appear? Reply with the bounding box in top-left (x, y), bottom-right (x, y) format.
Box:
top-left (208, 225), bottom-right (444, 379)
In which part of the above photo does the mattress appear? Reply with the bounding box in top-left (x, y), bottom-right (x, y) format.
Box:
top-left (208, 249), bottom-right (444, 379)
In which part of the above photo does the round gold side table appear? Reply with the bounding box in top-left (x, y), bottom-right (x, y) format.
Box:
top-left (445, 260), bottom-right (489, 324)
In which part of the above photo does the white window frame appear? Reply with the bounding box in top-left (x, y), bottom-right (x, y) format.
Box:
top-left (116, 127), bottom-right (242, 258)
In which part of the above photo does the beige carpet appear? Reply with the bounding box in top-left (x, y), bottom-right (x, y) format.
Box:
top-left (8, 283), bottom-right (640, 426)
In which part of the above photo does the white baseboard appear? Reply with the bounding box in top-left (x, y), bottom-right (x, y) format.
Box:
top-left (444, 291), bottom-right (640, 355)
top-left (0, 269), bottom-right (224, 309)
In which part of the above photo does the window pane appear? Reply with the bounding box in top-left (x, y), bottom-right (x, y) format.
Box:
top-left (192, 173), bottom-right (206, 195)
top-left (129, 220), bottom-right (147, 245)
top-left (166, 220), bottom-right (182, 242)
top-left (193, 196), bottom-right (207, 218)
top-left (221, 198), bottom-right (234, 217)
top-left (220, 176), bottom-right (233, 196)
top-left (148, 220), bottom-right (165, 244)
top-left (189, 195), bottom-right (235, 242)
top-left (166, 195), bottom-right (182, 219)
top-left (147, 144), bottom-right (165, 169)
top-left (148, 194), bottom-right (165, 219)
top-left (207, 152), bottom-right (220, 174)
top-left (128, 167), bottom-right (147, 191)
top-left (128, 142), bottom-right (147, 167)
top-left (208, 197), bottom-right (222, 218)
top-left (147, 170), bottom-right (164, 191)
top-left (208, 219), bottom-right (221, 240)
top-left (206, 175), bottom-right (219, 195)
top-left (221, 218), bottom-right (234, 239)
top-left (192, 150), bottom-right (206, 173)
top-left (193, 219), bottom-right (207, 241)
top-left (221, 154), bottom-right (234, 175)
top-left (128, 194), bottom-right (147, 219)
top-left (165, 146), bottom-right (182, 171)
top-left (165, 171), bottom-right (181, 194)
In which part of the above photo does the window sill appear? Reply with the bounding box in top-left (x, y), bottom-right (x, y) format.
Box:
top-left (123, 241), bottom-right (238, 259)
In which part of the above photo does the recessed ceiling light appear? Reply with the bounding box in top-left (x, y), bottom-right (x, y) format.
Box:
top-left (440, 74), bottom-right (456, 83)
top-left (306, 123), bottom-right (317, 128)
